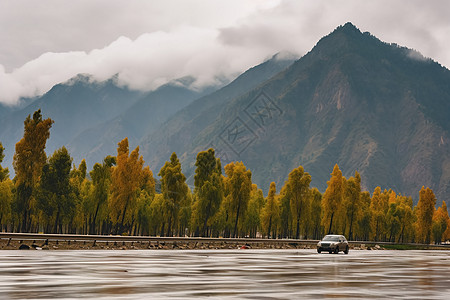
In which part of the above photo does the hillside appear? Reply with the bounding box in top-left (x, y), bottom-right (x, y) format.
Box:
top-left (142, 23), bottom-right (450, 203)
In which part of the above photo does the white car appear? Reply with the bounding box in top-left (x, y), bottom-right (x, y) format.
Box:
top-left (317, 234), bottom-right (349, 254)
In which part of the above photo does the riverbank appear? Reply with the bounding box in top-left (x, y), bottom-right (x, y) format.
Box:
top-left (1, 238), bottom-right (448, 251)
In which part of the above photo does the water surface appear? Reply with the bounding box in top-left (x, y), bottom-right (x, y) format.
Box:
top-left (0, 249), bottom-right (449, 299)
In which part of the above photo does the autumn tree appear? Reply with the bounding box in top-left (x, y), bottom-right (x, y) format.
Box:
top-left (13, 109), bottom-right (53, 232)
top-left (261, 182), bottom-right (280, 238)
top-left (158, 152), bottom-right (189, 236)
top-left (278, 185), bottom-right (292, 238)
top-left (309, 188), bottom-right (323, 239)
top-left (356, 191), bottom-right (371, 240)
top-left (370, 187), bottom-right (389, 241)
top-left (109, 138), bottom-right (146, 234)
top-left (191, 149), bottom-right (224, 236)
top-left (415, 187), bottom-right (437, 244)
top-left (244, 184), bottom-right (264, 237)
top-left (342, 171), bottom-right (361, 240)
top-left (322, 164), bottom-right (344, 234)
top-left (432, 201), bottom-right (449, 244)
top-left (282, 166), bottom-right (311, 239)
top-left (223, 161), bottom-right (252, 238)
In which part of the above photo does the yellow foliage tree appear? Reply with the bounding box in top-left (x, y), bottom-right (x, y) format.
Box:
top-left (13, 109), bottom-right (53, 232)
top-left (261, 182), bottom-right (280, 238)
top-left (322, 164), bottom-right (344, 234)
top-left (283, 166), bottom-right (311, 239)
top-left (109, 138), bottom-right (147, 234)
top-left (415, 187), bottom-right (437, 244)
top-left (432, 201), bottom-right (449, 244)
top-left (223, 161), bottom-right (252, 238)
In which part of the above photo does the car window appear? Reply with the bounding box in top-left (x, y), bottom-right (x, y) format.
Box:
top-left (323, 236), bottom-right (339, 242)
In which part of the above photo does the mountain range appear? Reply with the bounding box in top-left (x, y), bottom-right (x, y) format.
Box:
top-left (1, 22), bottom-right (449, 204)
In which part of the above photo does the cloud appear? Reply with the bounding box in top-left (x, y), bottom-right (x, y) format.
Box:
top-left (1, 0), bottom-right (449, 105)
top-left (0, 25), bottom-right (279, 105)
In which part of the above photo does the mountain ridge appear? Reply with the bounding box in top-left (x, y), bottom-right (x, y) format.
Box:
top-left (142, 22), bottom-right (450, 203)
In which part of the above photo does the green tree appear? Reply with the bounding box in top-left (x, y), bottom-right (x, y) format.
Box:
top-left (223, 161), bottom-right (252, 238)
top-left (283, 166), bottom-right (311, 239)
top-left (158, 152), bottom-right (189, 236)
top-left (192, 149), bottom-right (224, 236)
top-left (0, 142), bottom-right (13, 231)
top-left (0, 179), bottom-right (13, 231)
top-left (90, 156), bottom-right (116, 234)
top-left (37, 146), bottom-right (74, 233)
top-left (13, 109), bottom-right (53, 232)
top-left (0, 142), bottom-right (8, 181)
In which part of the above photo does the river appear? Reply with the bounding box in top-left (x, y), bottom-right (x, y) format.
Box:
top-left (0, 249), bottom-right (448, 299)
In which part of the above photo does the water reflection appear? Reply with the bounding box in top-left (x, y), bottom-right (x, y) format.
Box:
top-left (0, 250), bottom-right (449, 299)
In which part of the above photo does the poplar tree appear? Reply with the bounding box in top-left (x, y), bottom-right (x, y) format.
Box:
top-left (110, 138), bottom-right (145, 234)
top-left (244, 184), bottom-right (264, 237)
top-left (90, 156), bottom-right (116, 234)
top-left (0, 144), bottom-right (12, 230)
top-left (415, 187), bottom-right (436, 244)
top-left (432, 201), bottom-right (448, 244)
top-left (284, 166), bottom-right (311, 239)
top-left (0, 142), bottom-right (8, 181)
top-left (224, 161), bottom-right (252, 238)
top-left (38, 146), bottom-right (73, 233)
top-left (343, 171), bottom-right (361, 240)
top-left (309, 188), bottom-right (322, 239)
top-left (370, 187), bottom-right (389, 241)
top-left (322, 164), bottom-right (344, 234)
top-left (261, 182), bottom-right (280, 238)
top-left (158, 152), bottom-right (189, 236)
top-left (13, 109), bottom-right (53, 232)
top-left (357, 191), bottom-right (371, 241)
top-left (191, 149), bottom-right (224, 236)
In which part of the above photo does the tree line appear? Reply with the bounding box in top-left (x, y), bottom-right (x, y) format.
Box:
top-left (0, 109), bottom-right (449, 244)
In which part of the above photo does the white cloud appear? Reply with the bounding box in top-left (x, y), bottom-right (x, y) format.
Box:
top-left (0, 0), bottom-right (449, 105)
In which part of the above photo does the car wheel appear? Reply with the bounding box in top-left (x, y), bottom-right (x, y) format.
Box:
top-left (317, 248), bottom-right (321, 253)
top-left (329, 250), bottom-right (333, 254)
top-left (344, 246), bottom-right (349, 254)
top-left (334, 247), bottom-right (339, 254)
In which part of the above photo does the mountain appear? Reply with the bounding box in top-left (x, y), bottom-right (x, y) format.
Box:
top-left (0, 74), bottom-right (145, 170)
top-left (67, 78), bottom-right (212, 167)
top-left (142, 23), bottom-right (450, 203)
top-left (140, 53), bottom-right (297, 178)
top-left (0, 59), bottom-right (276, 172)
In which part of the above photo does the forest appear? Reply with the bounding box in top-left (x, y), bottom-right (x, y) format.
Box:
top-left (0, 109), bottom-right (449, 244)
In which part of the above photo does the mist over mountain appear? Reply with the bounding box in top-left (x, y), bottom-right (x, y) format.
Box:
top-left (0, 74), bottom-right (224, 172)
top-left (1, 23), bottom-right (449, 204)
top-left (142, 23), bottom-right (450, 203)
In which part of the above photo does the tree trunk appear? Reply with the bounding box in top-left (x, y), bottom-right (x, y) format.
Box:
top-left (233, 199), bottom-right (241, 238)
top-left (119, 200), bottom-right (129, 235)
top-left (53, 207), bottom-right (61, 234)
top-left (328, 212), bottom-right (334, 234)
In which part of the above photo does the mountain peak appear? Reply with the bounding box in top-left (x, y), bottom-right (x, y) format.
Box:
top-left (338, 22), bottom-right (361, 34)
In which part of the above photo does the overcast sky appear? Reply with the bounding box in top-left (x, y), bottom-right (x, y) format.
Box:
top-left (0, 0), bottom-right (449, 105)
